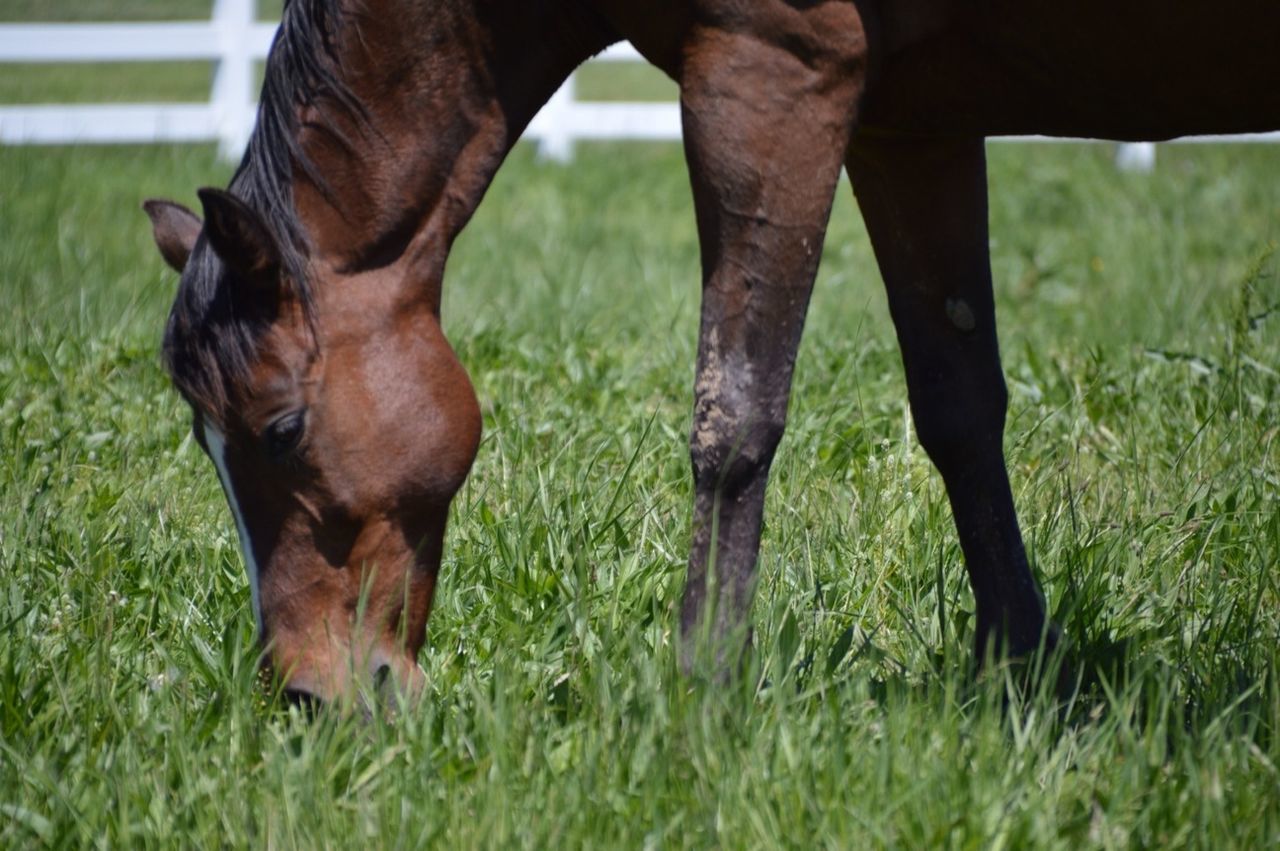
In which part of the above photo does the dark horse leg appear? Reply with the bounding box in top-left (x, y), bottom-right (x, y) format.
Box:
top-left (847, 135), bottom-right (1055, 664)
top-left (676, 6), bottom-right (867, 677)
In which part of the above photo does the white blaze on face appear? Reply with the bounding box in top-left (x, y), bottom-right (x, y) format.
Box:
top-left (202, 419), bottom-right (264, 634)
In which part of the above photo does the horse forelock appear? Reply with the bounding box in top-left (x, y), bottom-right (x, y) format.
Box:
top-left (162, 242), bottom-right (268, 424)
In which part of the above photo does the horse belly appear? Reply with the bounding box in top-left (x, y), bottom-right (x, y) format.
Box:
top-left (862, 0), bottom-right (1280, 140)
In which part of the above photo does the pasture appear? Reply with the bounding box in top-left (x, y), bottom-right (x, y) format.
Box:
top-left (2, 10), bottom-right (1279, 842)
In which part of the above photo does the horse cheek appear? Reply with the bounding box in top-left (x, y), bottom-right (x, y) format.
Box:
top-left (416, 341), bottom-right (481, 506)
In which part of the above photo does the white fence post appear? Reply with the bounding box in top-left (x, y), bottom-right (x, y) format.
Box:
top-left (1116, 142), bottom-right (1157, 172)
top-left (211, 0), bottom-right (256, 160)
top-left (537, 75), bottom-right (577, 163)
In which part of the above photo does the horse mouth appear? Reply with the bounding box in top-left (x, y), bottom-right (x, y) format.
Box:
top-left (276, 661), bottom-right (420, 720)
top-left (281, 686), bottom-right (325, 719)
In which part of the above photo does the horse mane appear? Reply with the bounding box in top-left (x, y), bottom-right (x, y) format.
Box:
top-left (164, 0), bottom-right (364, 419)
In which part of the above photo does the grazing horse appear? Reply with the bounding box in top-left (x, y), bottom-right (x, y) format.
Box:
top-left (144, 0), bottom-right (1280, 702)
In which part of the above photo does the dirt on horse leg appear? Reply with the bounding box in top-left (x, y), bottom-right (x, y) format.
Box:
top-left (848, 135), bottom-right (1058, 667)
top-left (676, 5), bottom-right (867, 680)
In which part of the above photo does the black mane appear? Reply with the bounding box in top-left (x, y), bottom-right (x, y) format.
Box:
top-left (163, 0), bottom-right (362, 420)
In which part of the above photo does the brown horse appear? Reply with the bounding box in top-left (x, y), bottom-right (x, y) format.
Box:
top-left (144, 0), bottom-right (1280, 702)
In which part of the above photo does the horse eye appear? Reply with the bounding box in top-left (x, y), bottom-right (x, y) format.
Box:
top-left (265, 410), bottom-right (306, 459)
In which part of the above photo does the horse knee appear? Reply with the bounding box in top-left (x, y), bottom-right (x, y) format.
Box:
top-left (909, 370), bottom-right (1008, 477)
top-left (689, 399), bottom-right (785, 496)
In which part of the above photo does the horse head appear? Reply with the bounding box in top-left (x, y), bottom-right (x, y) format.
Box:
top-left (145, 191), bottom-right (480, 706)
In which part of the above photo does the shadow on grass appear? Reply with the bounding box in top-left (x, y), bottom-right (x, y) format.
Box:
top-left (746, 601), bottom-right (1276, 757)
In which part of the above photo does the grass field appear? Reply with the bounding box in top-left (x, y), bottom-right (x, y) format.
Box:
top-left (3, 5), bottom-right (1280, 848)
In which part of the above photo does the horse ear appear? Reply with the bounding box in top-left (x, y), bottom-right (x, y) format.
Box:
top-left (197, 188), bottom-right (281, 280)
top-left (143, 199), bottom-right (202, 273)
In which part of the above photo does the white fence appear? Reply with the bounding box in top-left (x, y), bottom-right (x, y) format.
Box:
top-left (0, 0), bottom-right (663, 161)
top-left (2, 0), bottom-right (1279, 169)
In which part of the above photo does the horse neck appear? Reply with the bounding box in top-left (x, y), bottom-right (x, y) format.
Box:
top-left (287, 0), bottom-right (615, 308)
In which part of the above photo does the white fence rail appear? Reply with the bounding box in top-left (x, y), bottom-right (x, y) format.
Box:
top-left (3, 0), bottom-right (1279, 169)
top-left (0, 0), bottom-right (657, 161)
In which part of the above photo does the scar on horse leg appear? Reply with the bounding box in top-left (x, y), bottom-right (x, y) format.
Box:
top-left (848, 135), bottom-right (1061, 670)
top-left (675, 12), bottom-right (866, 680)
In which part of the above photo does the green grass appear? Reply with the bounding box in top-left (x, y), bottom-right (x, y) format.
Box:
top-left (0, 0), bottom-right (282, 22)
top-left (0, 63), bottom-right (216, 104)
top-left (2, 135), bottom-right (1279, 846)
top-left (576, 62), bottom-right (677, 102)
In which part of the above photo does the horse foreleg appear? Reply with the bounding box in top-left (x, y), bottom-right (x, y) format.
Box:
top-left (676, 10), bottom-right (866, 679)
top-left (847, 135), bottom-right (1056, 665)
